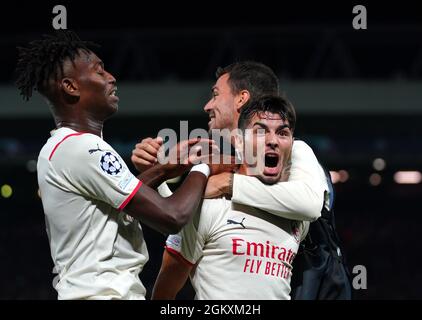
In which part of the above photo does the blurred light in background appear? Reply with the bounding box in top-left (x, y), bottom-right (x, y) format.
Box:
top-left (373, 158), bottom-right (386, 171)
top-left (369, 173), bottom-right (382, 186)
top-left (330, 171), bottom-right (340, 184)
top-left (394, 171), bottom-right (422, 184)
top-left (1, 184), bottom-right (13, 198)
top-left (330, 170), bottom-right (349, 184)
top-left (338, 170), bottom-right (349, 183)
top-left (26, 160), bottom-right (37, 173)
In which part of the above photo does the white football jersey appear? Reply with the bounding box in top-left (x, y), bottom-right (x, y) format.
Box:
top-left (37, 127), bottom-right (148, 300)
top-left (166, 197), bottom-right (309, 300)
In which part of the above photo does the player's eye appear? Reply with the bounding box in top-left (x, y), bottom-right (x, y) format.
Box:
top-left (278, 129), bottom-right (290, 137)
top-left (96, 65), bottom-right (105, 75)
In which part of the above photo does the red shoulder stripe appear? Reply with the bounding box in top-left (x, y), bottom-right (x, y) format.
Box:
top-left (48, 133), bottom-right (87, 161)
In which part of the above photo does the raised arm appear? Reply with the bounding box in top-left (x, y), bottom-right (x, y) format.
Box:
top-left (126, 136), bottom-right (223, 234)
top-left (132, 136), bottom-right (237, 199)
top-left (124, 163), bottom-right (210, 235)
top-left (205, 140), bottom-right (327, 221)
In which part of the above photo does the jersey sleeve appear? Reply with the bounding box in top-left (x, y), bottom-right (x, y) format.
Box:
top-left (166, 212), bottom-right (205, 265)
top-left (231, 140), bottom-right (328, 221)
top-left (166, 199), bottom-right (223, 265)
top-left (48, 134), bottom-right (142, 211)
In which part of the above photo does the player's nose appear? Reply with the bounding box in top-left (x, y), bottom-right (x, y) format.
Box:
top-left (266, 132), bottom-right (279, 149)
top-left (204, 99), bottom-right (213, 112)
top-left (105, 70), bottom-right (116, 85)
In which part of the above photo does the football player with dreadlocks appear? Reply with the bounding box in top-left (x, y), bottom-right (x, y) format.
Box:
top-left (15, 30), bottom-right (217, 300)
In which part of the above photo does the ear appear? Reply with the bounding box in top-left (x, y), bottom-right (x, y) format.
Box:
top-left (235, 90), bottom-right (250, 112)
top-left (60, 78), bottom-right (80, 97)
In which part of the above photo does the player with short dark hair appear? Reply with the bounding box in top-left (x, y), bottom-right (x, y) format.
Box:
top-left (152, 95), bottom-right (308, 299)
top-left (238, 94), bottom-right (296, 132)
top-left (133, 61), bottom-right (325, 222)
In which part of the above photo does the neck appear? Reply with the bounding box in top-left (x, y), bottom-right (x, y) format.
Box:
top-left (229, 118), bottom-right (239, 133)
top-left (56, 119), bottom-right (104, 137)
top-left (237, 165), bottom-right (247, 176)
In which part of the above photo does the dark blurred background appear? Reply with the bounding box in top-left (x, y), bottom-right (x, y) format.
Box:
top-left (1, 1), bottom-right (421, 299)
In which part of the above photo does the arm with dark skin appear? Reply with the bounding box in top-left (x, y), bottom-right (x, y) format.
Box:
top-left (125, 168), bottom-right (207, 235)
top-left (138, 162), bottom-right (189, 190)
top-left (152, 249), bottom-right (192, 300)
top-left (125, 137), bottom-right (221, 235)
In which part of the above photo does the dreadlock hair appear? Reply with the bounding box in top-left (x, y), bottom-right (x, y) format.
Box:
top-left (15, 30), bottom-right (98, 101)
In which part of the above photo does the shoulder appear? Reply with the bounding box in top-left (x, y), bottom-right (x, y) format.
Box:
top-left (49, 131), bottom-right (114, 162)
top-left (197, 197), bottom-right (231, 231)
top-left (59, 132), bottom-right (107, 152)
top-left (291, 139), bottom-right (322, 166)
top-left (201, 198), bottom-right (231, 215)
top-left (292, 139), bottom-right (315, 154)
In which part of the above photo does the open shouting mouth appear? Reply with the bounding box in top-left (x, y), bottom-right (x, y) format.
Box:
top-left (263, 152), bottom-right (280, 175)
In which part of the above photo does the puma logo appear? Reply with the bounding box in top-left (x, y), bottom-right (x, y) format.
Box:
top-left (227, 217), bottom-right (246, 229)
top-left (88, 144), bottom-right (104, 154)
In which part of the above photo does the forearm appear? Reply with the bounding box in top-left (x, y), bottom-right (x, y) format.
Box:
top-left (231, 141), bottom-right (327, 221)
top-left (231, 174), bottom-right (323, 221)
top-left (137, 165), bottom-right (167, 189)
top-left (152, 269), bottom-right (180, 300)
top-left (137, 165), bottom-right (174, 197)
top-left (152, 250), bottom-right (191, 300)
top-left (125, 170), bottom-right (207, 234)
top-left (165, 171), bottom-right (207, 229)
